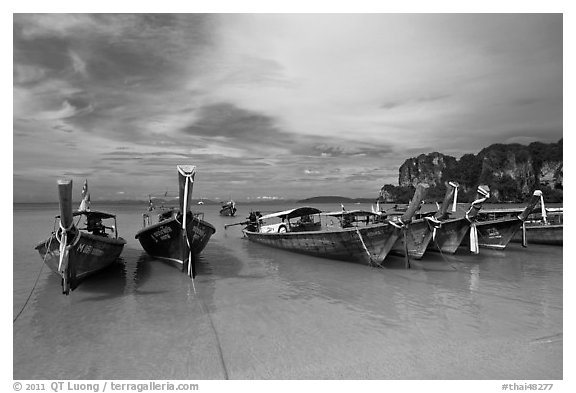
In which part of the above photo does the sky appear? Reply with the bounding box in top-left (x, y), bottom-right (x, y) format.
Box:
top-left (13, 13), bottom-right (563, 202)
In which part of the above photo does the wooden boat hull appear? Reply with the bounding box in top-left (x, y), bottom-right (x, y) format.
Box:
top-left (511, 224), bottom-right (563, 246)
top-left (465, 218), bottom-right (522, 250)
top-left (219, 206), bottom-right (236, 217)
top-left (427, 218), bottom-right (471, 254)
top-left (391, 219), bottom-right (435, 259)
top-left (135, 215), bottom-right (216, 267)
top-left (243, 223), bottom-right (402, 265)
top-left (35, 232), bottom-right (126, 290)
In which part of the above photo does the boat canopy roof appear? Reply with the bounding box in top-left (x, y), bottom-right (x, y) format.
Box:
top-left (260, 207), bottom-right (322, 221)
top-left (323, 210), bottom-right (378, 218)
top-left (481, 206), bottom-right (563, 214)
top-left (480, 208), bottom-right (524, 214)
top-left (57, 210), bottom-right (116, 219)
top-left (546, 207), bottom-right (563, 213)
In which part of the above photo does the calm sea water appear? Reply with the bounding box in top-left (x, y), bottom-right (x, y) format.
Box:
top-left (13, 202), bottom-right (563, 380)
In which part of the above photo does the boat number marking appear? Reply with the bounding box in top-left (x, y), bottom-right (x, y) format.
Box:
top-left (151, 226), bottom-right (173, 242)
top-left (192, 226), bottom-right (205, 238)
top-left (486, 228), bottom-right (502, 239)
top-left (76, 243), bottom-right (105, 256)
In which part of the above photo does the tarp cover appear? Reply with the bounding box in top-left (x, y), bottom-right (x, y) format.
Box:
top-left (56, 210), bottom-right (117, 219)
top-left (260, 207), bottom-right (322, 221)
top-left (323, 210), bottom-right (378, 217)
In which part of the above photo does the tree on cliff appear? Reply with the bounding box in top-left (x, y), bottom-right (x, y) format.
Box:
top-left (389, 139), bottom-right (562, 203)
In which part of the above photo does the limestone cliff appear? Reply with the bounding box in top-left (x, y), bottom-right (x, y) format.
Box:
top-left (398, 152), bottom-right (457, 188)
top-left (395, 139), bottom-right (562, 202)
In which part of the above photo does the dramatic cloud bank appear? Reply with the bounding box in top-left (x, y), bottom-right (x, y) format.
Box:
top-left (13, 14), bottom-right (562, 202)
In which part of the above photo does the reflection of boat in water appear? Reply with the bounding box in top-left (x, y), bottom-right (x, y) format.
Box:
top-left (219, 200), bottom-right (237, 217)
top-left (230, 184), bottom-right (428, 267)
top-left (135, 166), bottom-right (215, 278)
top-left (34, 179), bottom-right (126, 295)
top-left (465, 190), bottom-right (544, 250)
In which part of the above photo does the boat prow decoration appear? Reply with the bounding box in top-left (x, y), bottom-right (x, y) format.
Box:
top-left (135, 165), bottom-right (216, 281)
top-left (468, 188), bottom-right (543, 251)
top-left (35, 179), bottom-right (126, 295)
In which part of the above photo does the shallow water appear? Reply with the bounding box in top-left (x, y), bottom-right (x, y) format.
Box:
top-left (13, 203), bottom-right (563, 379)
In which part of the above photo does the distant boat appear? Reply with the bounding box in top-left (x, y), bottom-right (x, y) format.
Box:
top-left (219, 199), bottom-right (237, 217)
top-left (135, 166), bottom-right (215, 277)
top-left (427, 182), bottom-right (490, 254)
top-left (464, 190), bottom-right (544, 250)
top-left (229, 184), bottom-right (429, 267)
top-left (34, 179), bottom-right (126, 295)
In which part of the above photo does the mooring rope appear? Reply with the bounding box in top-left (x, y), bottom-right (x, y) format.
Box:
top-left (13, 226), bottom-right (57, 324)
top-left (465, 192), bottom-right (489, 255)
top-left (355, 227), bottom-right (382, 267)
top-left (424, 216), bottom-right (442, 241)
top-left (195, 296), bottom-right (230, 379)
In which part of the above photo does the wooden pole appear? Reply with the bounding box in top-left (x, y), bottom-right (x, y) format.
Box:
top-left (403, 227), bottom-right (410, 269)
top-left (522, 221), bottom-right (528, 248)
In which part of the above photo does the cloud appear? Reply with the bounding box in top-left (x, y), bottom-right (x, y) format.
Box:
top-left (180, 102), bottom-right (300, 156)
top-left (309, 143), bottom-right (394, 158)
top-left (37, 100), bottom-right (93, 120)
top-left (13, 64), bottom-right (46, 84)
top-left (69, 50), bottom-right (87, 76)
top-left (13, 14), bottom-right (563, 202)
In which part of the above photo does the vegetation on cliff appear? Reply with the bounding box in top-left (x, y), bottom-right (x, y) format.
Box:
top-left (381, 139), bottom-right (562, 203)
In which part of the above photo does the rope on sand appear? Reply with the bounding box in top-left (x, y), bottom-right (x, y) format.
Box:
top-left (13, 224), bottom-right (56, 324)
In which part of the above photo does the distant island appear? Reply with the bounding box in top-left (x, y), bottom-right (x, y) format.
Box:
top-left (297, 196), bottom-right (375, 204)
top-left (14, 140), bottom-right (563, 206)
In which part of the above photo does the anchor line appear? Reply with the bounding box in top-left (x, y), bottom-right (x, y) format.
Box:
top-left (196, 297), bottom-right (230, 379)
top-left (355, 227), bottom-right (382, 268)
top-left (13, 226), bottom-right (57, 323)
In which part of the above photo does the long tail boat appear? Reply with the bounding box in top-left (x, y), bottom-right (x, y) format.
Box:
top-left (427, 183), bottom-right (491, 254)
top-left (219, 199), bottom-right (237, 217)
top-left (235, 184), bottom-right (429, 267)
top-left (135, 166), bottom-right (215, 278)
top-left (511, 207), bottom-right (563, 246)
top-left (34, 180), bottom-right (126, 295)
top-left (504, 191), bottom-right (562, 246)
top-left (386, 184), bottom-right (438, 259)
top-left (465, 190), bottom-right (544, 250)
